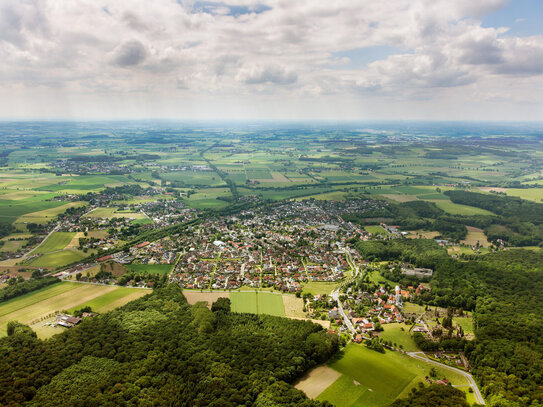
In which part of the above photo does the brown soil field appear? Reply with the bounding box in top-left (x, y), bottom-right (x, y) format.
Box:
top-left (182, 290), bottom-right (230, 308)
top-left (295, 366), bottom-right (341, 399)
top-left (288, 317), bottom-right (330, 329)
top-left (282, 294), bottom-right (305, 318)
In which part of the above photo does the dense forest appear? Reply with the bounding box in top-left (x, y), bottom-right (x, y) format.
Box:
top-left (390, 384), bottom-right (470, 407)
top-left (356, 239), bottom-right (543, 406)
top-left (0, 285), bottom-right (338, 406)
top-left (445, 190), bottom-right (543, 246)
top-left (343, 200), bottom-right (478, 241)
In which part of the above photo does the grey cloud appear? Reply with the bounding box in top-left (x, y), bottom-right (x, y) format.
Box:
top-left (460, 36), bottom-right (504, 65)
top-left (112, 40), bottom-right (147, 67)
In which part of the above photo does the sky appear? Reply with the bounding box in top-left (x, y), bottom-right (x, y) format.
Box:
top-left (1, 0), bottom-right (543, 121)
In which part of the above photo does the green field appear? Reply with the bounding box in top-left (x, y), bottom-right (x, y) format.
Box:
top-left (365, 225), bottom-right (388, 235)
top-left (431, 200), bottom-right (495, 216)
top-left (0, 281), bottom-right (148, 338)
top-left (31, 232), bottom-right (75, 255)
top-left (28, 249), bottom-right (86, 268)
top-left (301, 281), bottom-right (339, 296)
top-left (85, 207), bottom-right (146, 219)
top-left (317, 344), bottom-right (469, 407)
top-left (0, 198), bottom-right (67, 224)
top-left (125, 264), bottom-right (173, 275)
top-left (230, 291), bottom-right (285, 317)
top-left (454, 316), bottom-right (474, 335)
top-left (67, 287), bottom-right (149, 314)
top-left (379, 323), bottom-right (419, 351)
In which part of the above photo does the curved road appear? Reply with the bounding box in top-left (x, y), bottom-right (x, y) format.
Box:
top-left (407, 352), bottom-right (485, 405)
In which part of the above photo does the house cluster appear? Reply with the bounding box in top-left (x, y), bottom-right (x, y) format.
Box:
top-left (52, 159), bottom-right (131, 175)
top-left (127, 237), bottom-right (177, 265)
top-left (170, 200), bottom-right (365, 290)
top-left (134, 200), bottom-right (196, 227)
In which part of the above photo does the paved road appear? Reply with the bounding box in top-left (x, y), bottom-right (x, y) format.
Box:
top-left (343, 249), bottom-right (359, 278)
top-left (22, 225), bottom-right (60, 259)
top-left (407, 352), bottom-right (485, 405)
top-left (330, 287), bottom-right (357, 337)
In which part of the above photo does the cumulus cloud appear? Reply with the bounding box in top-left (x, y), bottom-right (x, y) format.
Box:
top-left (0, 0), bottom-right (542, 119)
top-left (238, 64), bottom-right (297, 85)
top-left (111, 39), bottom-right (147, 67)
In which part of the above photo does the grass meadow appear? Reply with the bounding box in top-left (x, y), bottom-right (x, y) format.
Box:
top-left (316, 344), bottom-right (470, 407)
top-left (125, 264), bottom-right (173, 275)
top-left (31, 232), bottom-right (75, 255)
top-left (230, 291), bottom-right (285, 317)
top-left (0, 281), bottom-right (149, 338)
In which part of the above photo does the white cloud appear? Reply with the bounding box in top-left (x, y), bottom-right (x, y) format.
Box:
top-left (0, 0), bottom-right (542, 119)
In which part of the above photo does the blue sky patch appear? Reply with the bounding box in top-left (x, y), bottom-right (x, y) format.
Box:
top-left (330, 46), bottom-right (404, 68)
top-left (482, 0), bottom-right (543, 36)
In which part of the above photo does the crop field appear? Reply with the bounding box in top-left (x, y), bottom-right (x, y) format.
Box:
top-left (125, 264), bottom-right (173, 274)
top-left (182, 291), bottom-right (230, 307)
top-left (0, 240), bottom-right (27, 253)
top-left (501, 188), bottom-right (543, 202)
top-left (36, 175), bottom-right (130, 193)
top-left (295, 366), bottom-right (341, 399)
top-left (282, 294), bottom-right (305, 317)
top-left (85, 207), bottom-right (146, 219)
top-left (0, 282), bottom-right (121, 337)
top-left (28, 249), bottom-right (86, 268)
top-left (31, 232), bottom-right (75, 255)
top-left (301, 281), bottom-right (338, 296)
top-left (298, 191), bottom-right (347, 201)
top-left (67, 287), bottom-right (149, 314)
top-left (461, 226), bottom-right (490, 247)
top-left (160, 171), bottom-right (225, 186)
top-left (315, 344), bottom-right (469, 406)
top-left (230, 291), bottom-right (286, 317)
top-left (0, 198), bottom-right (67, 224)
top-left (379, 323), bottom-right (419, 351)
top-left (15, 202), bottom-right (88, 225)
top-left (431, 199), bottom-right (495, 216)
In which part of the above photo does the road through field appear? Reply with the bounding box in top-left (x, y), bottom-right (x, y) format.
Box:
top-left (407, 352), bottom-right (485, 405)
top-left (22, 225), bottom-right (59, 258)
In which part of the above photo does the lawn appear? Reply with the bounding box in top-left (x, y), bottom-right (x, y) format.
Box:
top-left (379, 323), bottom-right (419, 351)
top-left (125, 264), bottom-right (173, 275)
top-left (230, 291), bottom-right (285, 317)
top-left (316, 344), bottom-right (470, 407)
top-left (31, 232), bottom-right (75, 255)
top-left (301, 281), bottom-right (339, 296)
top-left (454, 316), bottom-right (474, 335)
top-left (365, 225), bottom-right (388, 235)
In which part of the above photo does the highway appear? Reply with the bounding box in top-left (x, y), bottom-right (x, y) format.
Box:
top-left (407, 352), bottom-right (485, 405)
